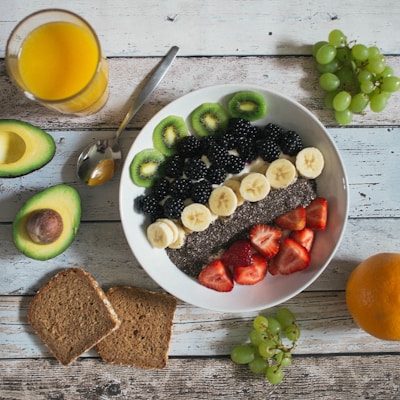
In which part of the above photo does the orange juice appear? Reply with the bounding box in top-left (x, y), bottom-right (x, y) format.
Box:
top-left (6, 10), bottom-right (109, 115)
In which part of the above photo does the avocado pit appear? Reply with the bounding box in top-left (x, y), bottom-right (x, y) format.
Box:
top-left (26, 209), bottom-right (63, 245)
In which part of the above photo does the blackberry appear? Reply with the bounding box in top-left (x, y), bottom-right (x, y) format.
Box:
top-left (133, 195), bottom-right (146, 213)
top-left (163, 197), bottom-right (185, 219)
top-left (258, 139), bottom-right (280, 162)
top-left (261, 123), bottom-right (283, 143)
top-left (140, 195), bottom-right (159, 215)
top-left (225, 154), bottom-right (245, 174)
top-left (226, 118), bottom-right (254, 137)
top-left (279, 130), bottom-right (303, 156)
top-left (184, 158), bottom-right (208, 180)
top-left (176, 135), bottom-right (202, 158)
top-left (169, 177), bottom-right (192, 199)
top-left (200, 136), bottom-right (218, 155)
top-left (206, 164), bottom-right (227, 184)
top-left (218, 132), bottom-right (237, 150)
top-left (206, 144), bottom-right (230, 168)
top-left (236, 135), bottom-right (257, 162)
top-left (191, 179), bottom-right (213, 204)
top-left (164, 154), bottom-right (185, 178)
top-left (149, 204), bottom-right (165, 223)
top-left (151, 177), bottom-right (170, 200)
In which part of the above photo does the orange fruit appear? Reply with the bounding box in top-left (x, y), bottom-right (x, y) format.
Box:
top-left (346, 253), bottom-right (400, 340)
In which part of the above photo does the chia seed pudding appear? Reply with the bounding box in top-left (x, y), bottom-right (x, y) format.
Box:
top-left (166, 177), bottom-right (317, 278)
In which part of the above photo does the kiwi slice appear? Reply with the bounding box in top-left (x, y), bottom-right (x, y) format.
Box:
top-left (152, 115), bottom-right (188, 156)
top-left (228, 91), bottom-right (267, 121)
top-left (190, 102), bottom-right (229, 137)
top-left (129, 148), bottom-right (165, 187)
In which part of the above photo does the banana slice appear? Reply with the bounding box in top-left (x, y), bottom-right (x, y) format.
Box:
top-left (168, 224), bottom-right (186, 249)
top-left (239, 172), bottom-right (271, 202)
top-left (181, 203), bottom-right (212, 232)
top-left (223, 179), bottom-right (245, 206)
top-left (295, 147), bottom-right (325, 179)
top-left (158, 218), bottom-right (179, 243)
top-left (266, 158), bottom-right (297, 189)
top-left (209, 186), bottom-right (238, 216)
top-left (147, 220), bottom-right (175, 248)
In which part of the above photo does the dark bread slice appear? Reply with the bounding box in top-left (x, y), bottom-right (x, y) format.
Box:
top-left (28, 268), bottom-right (120, 365)
top-left (96, 286), bottom-right (177, 369)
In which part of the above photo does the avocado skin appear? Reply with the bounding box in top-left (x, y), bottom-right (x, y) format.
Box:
top-left (0, 119), bottom-right (56, 178)
top-left (13, 185), bottom-right (81, 260)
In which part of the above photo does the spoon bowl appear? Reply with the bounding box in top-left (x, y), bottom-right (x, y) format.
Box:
top-left (76, 46), bottom-right (179, 186)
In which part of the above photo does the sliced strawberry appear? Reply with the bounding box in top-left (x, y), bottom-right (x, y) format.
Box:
top-left (249, 224), bottom-right (282, 259)
top-left (221, 240), bottom-right (253, 267)
top-left (290, 227), bottom-right (315, 252)
top-left (198, 259), bottom-right (234, 292)
top-left (269, 238), bottom-right (310, 275)
top-left (306, 197), bottom-right (328, 231)
top-left (233, 254), bottom-right (268, 285)
top-left (275, 206), bottom-right (306, 231)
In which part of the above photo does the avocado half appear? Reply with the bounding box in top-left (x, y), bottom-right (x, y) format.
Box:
top-left (13, 185), bottom-right (81, 261)
top-left (0, 119), bottom-right (56, 178)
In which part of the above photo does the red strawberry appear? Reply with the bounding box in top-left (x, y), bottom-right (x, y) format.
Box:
top-left (269, 238), bottom-right (310, 275)
top-left (198, 259), bottom-right (234, 292)
top-left (275, 206), bottom-right (306, 231)
top-left (221, 240), bottom-right (253, 267)
top-left (249, 224), bottom-right (282, 259)
top-left (306, 197), bottom-right (328, 230)
top-left (290, 227), bottom-right (315, 252)
top-left (233, 254), bottom-right (268, 285)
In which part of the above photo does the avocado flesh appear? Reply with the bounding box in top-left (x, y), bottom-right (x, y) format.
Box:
top-left (0, 119), bottom-right (56, 177)
top-left (13, 185), bottom-right (81, 260)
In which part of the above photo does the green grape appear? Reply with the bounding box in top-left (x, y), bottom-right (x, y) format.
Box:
top-left (368, 45), bottom-right (381, 58)
top-left (381, 76), bottom-right (400, 92)
top-left (275, 308), bottom-right (296, 329)
top-left (274, 350), bottom-right (284, 364)
top-left (258, 339), bottom-right (277, 358)
top-left (335, 66), bottom-right (354, 89)
top-left (319, 72), bottom-right (340, 91)
top-left (266, 317), bottom-right (282, 336)
top-left (249, 329), bottom-right (269, 346)
top-left (280, 352), bottom-right (292, 367)
top-left (266, 365), bottom-right (284, 385)
top-left (285, 324), bottom-right (300, 342)
top-left (349, 93), bottom-right (369, 113)
top-left (360, 79), bottom-right (375, 94)
top-left (328, 29), bottom-right (346, 47)
top-left (335, 109), bottom-right (353, 125)
top-left (316, 44), bottom-right (337, 64)
top-left (336, 46), bottom-right (351, 62)
top-left (357, 69), bottom-right (373, 83)
top-left (316, 58), bottom-right (340, 73)
top-left (378, 66), bottom-right (394, 79)
top-left (351, 43), bottom-right (369, 62)
top-left (248, 356), bottom-right (268, 374)
top-left (230, 345), bottom-right (256, 364)
top-left (369, 91), bottom-right (388, 112)
top-left (253, 315), bottom-right (269, 332)
top-left (333, 91), bottom-right (351, 111)
top-left (324, 91), bottom-right (337, 109)
top-left (366, 55), bottom-right (386, 74)
top-left (312, 41), bottom-right (328, 58)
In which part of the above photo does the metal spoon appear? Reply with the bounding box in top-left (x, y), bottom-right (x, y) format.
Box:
top-left (77, 46), bottom-right (179, 186)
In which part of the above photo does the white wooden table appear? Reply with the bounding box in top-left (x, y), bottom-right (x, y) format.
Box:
top-left (1, 1), bottom-right (400, 398)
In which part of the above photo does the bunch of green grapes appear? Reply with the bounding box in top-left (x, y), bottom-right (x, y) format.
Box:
top-left (230, 308), bottom-right (300, 385)
top-left (312, 29), bottom-right (400, 125)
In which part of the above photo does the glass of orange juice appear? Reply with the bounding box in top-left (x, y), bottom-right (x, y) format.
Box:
top-left (6, 9), bottom-right (109, 115)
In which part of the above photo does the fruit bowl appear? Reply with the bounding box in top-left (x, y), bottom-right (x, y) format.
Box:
top-left (119, 84), bottom-right (349, 312)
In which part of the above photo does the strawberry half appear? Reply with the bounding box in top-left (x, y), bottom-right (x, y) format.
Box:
top-left (221, 240), bottom-right (253, 267)
top-left (306, 197), bottom-right (328, 230)
top-left (290, 227), bottom-right (315, 252)
top-left (249, 224), bottom-right (282, 259)
top-left (198, 259), bottom-right (234, 292)
top-left (269, 238), bottom-right (310, 275)
top-left (233, 253), bottom-right (268, 285)
top-left (275, 206), bottom-right (306, 231)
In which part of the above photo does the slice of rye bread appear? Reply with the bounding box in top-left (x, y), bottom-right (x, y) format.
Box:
top-left (28, 268), bottom-right (121, 366)
top-left (96, 286), bottom-right (177, 369)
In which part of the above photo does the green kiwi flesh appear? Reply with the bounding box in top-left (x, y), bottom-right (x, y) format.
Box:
top-left (152, 115), bottom-right (188, 156)
top-left (129, 148), bottom-right (165, 187)
top-left (228, 91), bottom-right (267, 121)
top-left (190, 102), bottom-right (229, 137)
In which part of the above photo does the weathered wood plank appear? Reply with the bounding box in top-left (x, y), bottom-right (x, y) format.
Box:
top-left (1, 0), bottom-right (400, 57)
top-left (0, 355), bottom-right (400, 400)
top-left (1, 57), bottom-right (400, 130)
top-left (1, 291), bottom-right (400, 359)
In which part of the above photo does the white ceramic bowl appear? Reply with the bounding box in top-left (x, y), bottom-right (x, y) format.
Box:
top-left (119, 84), bottom-right (349, 312)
